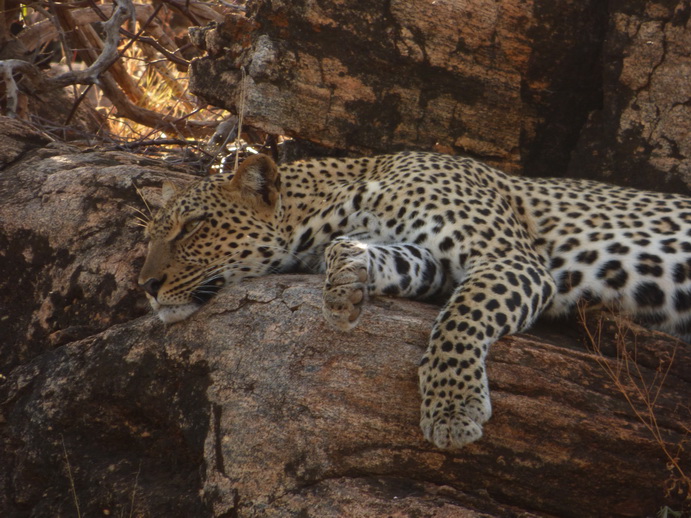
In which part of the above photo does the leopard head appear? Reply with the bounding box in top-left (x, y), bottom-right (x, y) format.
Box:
top-left (138, 154), bottom-right (285, 323)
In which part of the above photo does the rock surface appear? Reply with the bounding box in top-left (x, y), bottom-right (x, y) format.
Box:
top-left (189, 0), bottom-right (689, 188)
top-left (190, 0), bottom-right (606, 175)
top-left (1, 118), bottom-right (689, 516)
top-left (568, 0), bottom-right (691, 192)
top-left (0, 122), bottom-right (197, 373)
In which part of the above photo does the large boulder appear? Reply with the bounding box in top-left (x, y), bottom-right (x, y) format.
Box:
top-left (568, 0), bottom-right (691, 192)
top-left (189, 0), bottom-right (606, 175)
top-left (0, 122), bottom-right (195, 372)
top-left (189, 0), bottom-right (689, 189)
top-left (0, 118), bottom-right (688, 517)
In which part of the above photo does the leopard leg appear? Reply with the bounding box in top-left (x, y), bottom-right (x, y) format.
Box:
top-left (418, 254), bottom-right (556, 449)
top-left (322, 237), bottom-right (448, 330)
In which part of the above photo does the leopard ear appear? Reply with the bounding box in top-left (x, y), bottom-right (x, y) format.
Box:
top-left (227, 154), bottom-right (281, 207)
top-left (161, 180), bottom-right (178, 204)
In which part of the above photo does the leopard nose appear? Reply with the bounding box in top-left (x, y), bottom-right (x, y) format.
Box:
top-left (140, 277), bottom-right (164, 297)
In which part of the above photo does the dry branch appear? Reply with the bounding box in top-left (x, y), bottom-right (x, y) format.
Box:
top-left (0, 0), bottom-right (227, 139)
top-left (0, 60), bottom-right (36, 117)
top-left (578, 305), bottom-right (690, 495)
top-left (16, 2), bottom-right (223, 59)
top-left (45, 0), bottom-right (134, 89)
top-left (97, 73), bottom-right (218, 137)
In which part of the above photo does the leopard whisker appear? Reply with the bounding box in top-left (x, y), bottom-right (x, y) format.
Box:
top-left (132, 182), bottom-right (154, 220)
top-left (125, 204), bottom-right (152, 225)
top-left (132, 218), bottom-right (149, 228)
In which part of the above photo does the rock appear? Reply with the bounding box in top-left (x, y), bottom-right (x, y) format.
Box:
top-left (568, 0), bottom-right (691, 193)
top-left (0, 316), bottom-right (211, 516)
top-left (195, 279), bottom-right (690, 517)
top-left (2, 274), bottom-right (689, 516)
top-left (0, 116), bottom-right (51, 168)
top-left (1, 119), bottom-right (689, 515)
top-left (189, 0), bottom-right (606, 174)
top-left (188, 0), bottom-right (689, 189)
top-left (0, 120), bottom-right (196, 371)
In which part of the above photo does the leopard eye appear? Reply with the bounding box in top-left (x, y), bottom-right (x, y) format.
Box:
top-left (176, 218), bottom-right (204, 240)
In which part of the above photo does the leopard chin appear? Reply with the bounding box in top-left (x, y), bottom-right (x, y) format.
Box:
top-left (146, 278), bottom-right (227, 324)
top-left (147, 297), bottom-right (202, 324)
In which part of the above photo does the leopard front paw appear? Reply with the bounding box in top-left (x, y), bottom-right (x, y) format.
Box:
top-left (419, 395), bottom-right (492, 450)
top-left (322, 239), bottom-right (369, 331)
top-left (418, 355), bottom-right (492, 449)
top-left (322, 265), bottom-right (368, 331)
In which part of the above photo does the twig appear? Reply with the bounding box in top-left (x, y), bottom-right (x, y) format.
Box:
top-left (115, 137), bottom-right (202, 149)
top-left (97, 71), bottom-right (218, 137)
top-left (123, 33), bottom-right (189, 68)
top-left (2, 0), bottom-right (226, 138)
top-left (128, 461), bottom-right (142, 518)
top-left (18, 3), bottom-right (190, 68)
top-left (65, 84), bottom-right (95, 126)
top-left (41, 1), bottom-right (76, 76)
top-left (113, 2), bottom-right (164, 63)
top-left (233, 66), bottom-right (248, 171)
top-left (61, 434), bottom-right (82, 518)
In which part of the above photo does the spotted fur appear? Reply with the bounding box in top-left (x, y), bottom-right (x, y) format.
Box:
top-left (139, 151), bottom-right (691, 449)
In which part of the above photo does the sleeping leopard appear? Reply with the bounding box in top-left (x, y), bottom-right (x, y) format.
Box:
top-left (139, 151), bottom-right (691, 450)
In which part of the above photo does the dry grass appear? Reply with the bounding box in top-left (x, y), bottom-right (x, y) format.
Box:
top-left (102, 31), bottom-right (224, 143)
top-left (576, 304), bottom-right (690, 504)
top-left (61, 434), bottom-right (82, 518)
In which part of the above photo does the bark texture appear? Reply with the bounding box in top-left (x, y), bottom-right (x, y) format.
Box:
top-left (1, 118), bottom-right (689, 516)
top-left (189, 0), bottom-right (689, 188)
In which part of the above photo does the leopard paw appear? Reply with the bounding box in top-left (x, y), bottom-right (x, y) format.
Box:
top-left (418, 338), bottom-right (493, 450)
top-left (322, 239), bottom-right (369, 331)
top-left (419, 392), bottom-right (492, 450)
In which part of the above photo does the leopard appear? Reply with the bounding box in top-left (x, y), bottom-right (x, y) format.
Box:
top-left (139, 151), bottom-right (691, 450)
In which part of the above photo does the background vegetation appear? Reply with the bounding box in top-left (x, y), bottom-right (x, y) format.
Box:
top-left (0, 0), bottom-right (245, 155)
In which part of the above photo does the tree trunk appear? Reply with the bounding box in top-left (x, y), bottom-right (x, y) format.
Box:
top-left (0, 117), bottom-right (689, 516)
